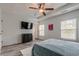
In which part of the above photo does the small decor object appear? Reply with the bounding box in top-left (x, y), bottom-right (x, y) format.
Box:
top-left (48, 24), bottom-right (53, 31)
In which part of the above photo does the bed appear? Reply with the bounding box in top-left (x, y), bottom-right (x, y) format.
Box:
top-left (32, 39), bottom-right (79, 56)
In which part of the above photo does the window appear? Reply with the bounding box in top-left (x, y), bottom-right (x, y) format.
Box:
top-left (61, 19), bottom-right (76, 40)
top-left (39, 24), bottom-right (44, 36)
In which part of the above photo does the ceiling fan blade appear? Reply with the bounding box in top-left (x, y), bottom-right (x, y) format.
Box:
top-left (42, 12), bottom-right (46, 16)
top-left (45, 8), bottom-right (54, 10)
top-left (39, 4), bottom-right (42, 8)
top-left (39, 3), bottom-right (45, 9)
top-left (29, 7), bottom-right (38, 9)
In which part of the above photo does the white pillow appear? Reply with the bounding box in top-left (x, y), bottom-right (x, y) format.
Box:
top-left (20, 47), bottom-right (32, 56)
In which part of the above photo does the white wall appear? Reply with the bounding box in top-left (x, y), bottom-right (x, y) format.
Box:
top-left (2, 12), bottom-right (21, 46)
top-left (2, 14), bottom-right (37, 46)
top-left (1, 8), bottom-right (37, 46)
top-left (39, 9), bottom-right (79, 41)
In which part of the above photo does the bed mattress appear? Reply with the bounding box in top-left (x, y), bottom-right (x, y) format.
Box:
top-left (32, 39), bottom-right (79, 56)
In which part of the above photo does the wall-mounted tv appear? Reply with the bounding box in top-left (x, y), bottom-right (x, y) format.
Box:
top-left (21, 21), bottom-right (28, 29)
top-left (21, 21), bottom-right (33, 29)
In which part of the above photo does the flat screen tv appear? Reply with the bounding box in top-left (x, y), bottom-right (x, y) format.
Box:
top-left (21, 21), bottom-right (28, 29)
top-left (21, 21), bottom-right (33, 29)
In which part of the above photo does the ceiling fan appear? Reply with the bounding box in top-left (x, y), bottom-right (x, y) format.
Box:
top-left (29, 3), bottom-right (54, 16)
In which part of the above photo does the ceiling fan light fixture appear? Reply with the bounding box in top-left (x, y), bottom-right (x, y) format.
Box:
top-left (29, 3), bottom-right (54, 16)
top-left (39, 9), bottom-right (44, 13)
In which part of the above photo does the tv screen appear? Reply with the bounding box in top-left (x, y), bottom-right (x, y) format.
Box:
top-left (21, 21), bottom-right (28, 29)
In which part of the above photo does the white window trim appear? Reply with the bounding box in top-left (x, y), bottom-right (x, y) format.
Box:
top-left (39, 24), bottom-right (44, 36)
top-left (61, 19), bottom-right (76, 40)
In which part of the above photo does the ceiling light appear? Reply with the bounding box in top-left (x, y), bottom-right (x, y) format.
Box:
top-left (39, 9), bottom-right (44, 13)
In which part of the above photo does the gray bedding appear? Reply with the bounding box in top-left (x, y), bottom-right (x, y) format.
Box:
top-left (32, 39), bottom-right (79, 56)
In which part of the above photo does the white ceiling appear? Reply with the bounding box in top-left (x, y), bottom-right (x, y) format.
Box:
top-left (0, 3), bottom-right (79, 21)
top-left (15, 3), bottom-right (66, 17)
top-left (38, 3), bottom-right (79, 21)
top-left (0, 3), bottom-right (67, 19)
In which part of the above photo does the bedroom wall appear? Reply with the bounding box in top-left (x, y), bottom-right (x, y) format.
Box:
top-left (2, 13), bottom-right (38, 46)
top-left (1, 6), bottom-right (37, 46)
top-left (38, 9), bottom-right (79, 41)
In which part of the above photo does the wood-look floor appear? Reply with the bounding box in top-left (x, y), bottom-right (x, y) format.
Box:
top-left (1, 40), bottom-right (42, 56)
